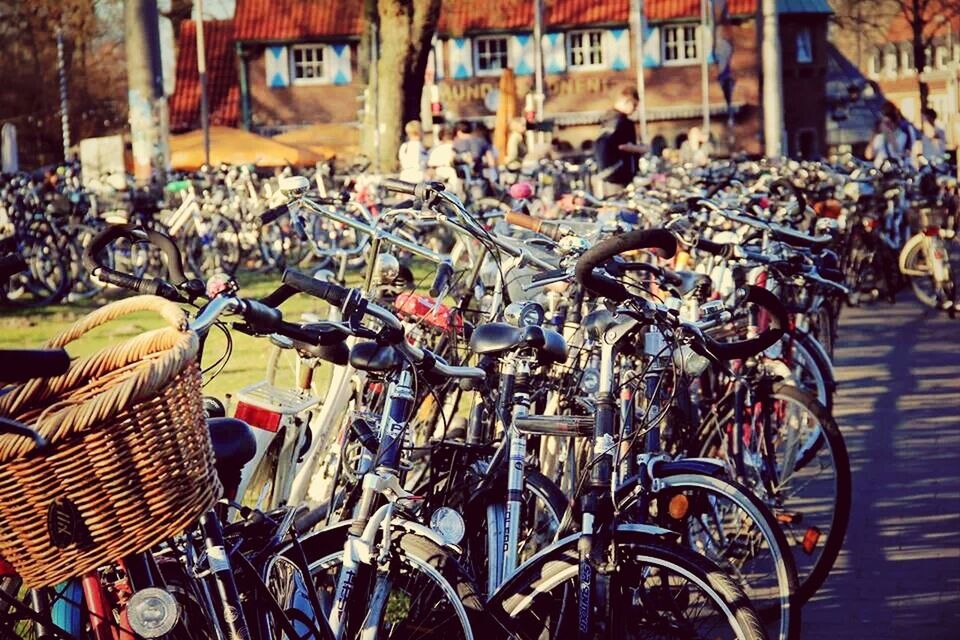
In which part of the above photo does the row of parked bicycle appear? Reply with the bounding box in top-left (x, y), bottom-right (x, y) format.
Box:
top-left (0, 154), bottom-right (956, 640)
top-left (1, 154), bottom-right (957, 313)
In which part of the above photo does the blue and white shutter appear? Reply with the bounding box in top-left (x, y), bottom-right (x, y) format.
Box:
top-left (642, 24), bottom-right (661, 68)
top-left (542, 32), bottom-right (566, 73)
top-left (510, 33), bottom-right (535, 75)
top-left (266, 45), bottom-right (289, 87)
top-left (449, 37), bottom-right (473, 79)
top-left (603, 28), bottom-right (631, 71)
top-left (327, 43), bottom-right (352, 85)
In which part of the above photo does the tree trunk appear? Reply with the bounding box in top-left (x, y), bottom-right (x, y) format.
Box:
top-left (911, 0), bottom-right (930, 115)
top-left (374, 0), bottom-right (441, 173)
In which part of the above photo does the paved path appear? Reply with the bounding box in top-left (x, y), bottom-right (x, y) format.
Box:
top-left (804, 296), bottom-right (960, 638)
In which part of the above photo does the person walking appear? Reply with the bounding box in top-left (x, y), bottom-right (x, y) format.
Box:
top-left (594, 86), bottom-right (646, 197)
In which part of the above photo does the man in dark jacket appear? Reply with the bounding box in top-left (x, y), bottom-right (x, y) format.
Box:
top-left (594, 86), bottom-right (646, 197)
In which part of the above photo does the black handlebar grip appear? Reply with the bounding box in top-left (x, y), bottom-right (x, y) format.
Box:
top-left (430, 261), bottom-right (454, 298)
top-left (574, 228), bottom-right (678, 302)
top-left (0, 254), bottom-right (27, 282)
top-left (242, 299), bottom-right (283, 328)
top-left (274, 321), bottom-right (324, 345)
top-left (381, 178), bottom-right (418, 196)
top-left (696, 238), bottom-right (735, 258)
top-left (259, 203), bottom-right (289, 225)
top-left (0, 349), bottom-right (71, 382)
top-left (281, 269), bottom-right (350, 307)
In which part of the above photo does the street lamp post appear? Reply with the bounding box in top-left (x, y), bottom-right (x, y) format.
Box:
top-left (196, 0), bottom-right (210, 167)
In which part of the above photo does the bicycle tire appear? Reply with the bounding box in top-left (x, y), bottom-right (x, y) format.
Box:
top-left (488, 527), bottom-right (767, 640)
top-left (290, 522), bottom-right (492, 640)
top-left (622, 473), bottom-right (801, 640)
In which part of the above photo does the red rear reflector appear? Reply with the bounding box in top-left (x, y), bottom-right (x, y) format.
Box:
top-left (802, 527), bottom-right (821, 554)
top-left (0, 556), bottom-right (16, 576)
top-left (924, 227), bottom-right (940, 237)
top-left (234, 402), bottom-right (282, 433)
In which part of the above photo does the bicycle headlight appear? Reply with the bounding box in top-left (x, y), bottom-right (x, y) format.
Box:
top-left (430, 507), bottom-right (466, 546)
top-left (126, 588), bottom-right (180, 638)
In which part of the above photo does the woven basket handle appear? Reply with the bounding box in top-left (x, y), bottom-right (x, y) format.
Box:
top-left (45, 295), bottom-right (188, 349)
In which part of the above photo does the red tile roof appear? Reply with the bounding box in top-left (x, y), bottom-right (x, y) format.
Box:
top-left (648, 0), bottom-right (756, 21)
top-left (885, 2), bottom-right (960, 43)
top-left (232, 0), bottom-right (758, 42)
top-left (234, 0), bottom-right (364, 41)
top-left (169, 20), bottom-right (240, 132)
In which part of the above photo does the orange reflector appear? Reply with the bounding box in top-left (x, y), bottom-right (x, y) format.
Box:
top-left (802, 527), bottom-right (821, 554)
top-left (668, 494), bottom-right (690, 520)
top-left (776, 511), bottom-right (802, 525)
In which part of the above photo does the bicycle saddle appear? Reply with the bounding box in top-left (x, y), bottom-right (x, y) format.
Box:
top-left (208, 417), bottom-right (257, 500)
top-left (349, 341), bottom-right (403, 373)
top-left (292, 323), bottom-right (350, 366)
top-left (470, 323), bottom-right (567, 365)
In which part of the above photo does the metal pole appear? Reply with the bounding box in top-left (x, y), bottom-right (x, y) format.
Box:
top-left (196, 0), bottom-right (210, 167)
top-left (761, 0), bottom-right (784, 157)
top-left (56, 27), bottom-right (71, 161)
top-left (632, 0), bottom-right (648, 141)
top-left (371, 20), bottom-right (380, 173)
top-left (700, 0), bottom-right (711, 134)
top-left (533, 0), bottom-right (545, 144)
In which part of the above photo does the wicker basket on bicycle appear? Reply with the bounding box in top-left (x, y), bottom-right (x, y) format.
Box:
top-left (0, 295), bottom-right (222, 588)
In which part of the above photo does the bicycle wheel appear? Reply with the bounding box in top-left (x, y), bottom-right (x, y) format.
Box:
top-left (765, 331), bottom-right (834, 412)
top-left (899, 235), bottom-right (958, 310)
top-left (296, 525), bottom-right (490, 640)
top-left (184, 215), bottom-right (241, 278)
top-left (636, 474), bottom-right (801, 640)
top-left (490, 528), bottom-right (767, 640)
top-left (701, 383), bottom-right (851, 604)
top-left (458, 468), bottom-right (566, 597)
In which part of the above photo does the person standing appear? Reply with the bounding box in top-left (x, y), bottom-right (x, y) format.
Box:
top-left (398, 120), bottom-right (428, 182)
top-left (913, 107), bottom-right (947, 165)
top-left (679, 126), bottom-right (713, 167)
top-left (865, 113), bottom-right (908, 167)
top-left (594, 86), bottom-right (646, 197)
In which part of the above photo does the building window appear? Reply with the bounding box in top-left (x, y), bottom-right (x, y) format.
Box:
top-left (796, 28), bottom-right (813, 64)
top-left (662, 25), bottom-right (699, 65)
top-left (935, 45), bottom-right (948, 69)
top-left (291, 44), bottom-right (327, 84)
top-left (901, 46), bottom-right (915, 75)
top-left (475, 36), bottom-right (509, 75)
top-left (568, 30), bottom-right (604, 68)
top-left (883, 47), bottom-right (898, 76)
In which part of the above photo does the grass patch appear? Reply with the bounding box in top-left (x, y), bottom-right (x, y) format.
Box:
top-left (0, 263), bottom-right (442, 400)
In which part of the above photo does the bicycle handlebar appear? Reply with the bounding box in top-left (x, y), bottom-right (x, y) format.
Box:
top-left (574, 228), bottom-right (678, 302)
top-left (695, 285), bottom-right (787, 361)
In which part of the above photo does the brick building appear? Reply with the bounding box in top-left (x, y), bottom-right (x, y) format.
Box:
top-left (862, 8), bottom-right (959, 148)
top-left (170, 0), bottom-right (834, 158)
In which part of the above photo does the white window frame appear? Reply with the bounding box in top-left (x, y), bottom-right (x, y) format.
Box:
top-left (661, 24), bottom-right (700, 66)
top-left (290, 44), bottom-right (328, 86)
top-left (474, 35), bottom-right (510, 77)
top-left (796, 27), bottom-right (813, 64)
top-left (567, 29), bottom-right (605, 70)
top-left (900, 46), bottom-right (915, 75)
top-left (882, 47), bottom-right (898, 77)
